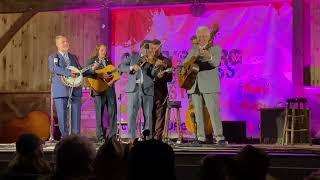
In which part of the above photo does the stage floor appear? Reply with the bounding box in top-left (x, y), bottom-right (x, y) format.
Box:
top-left (1, 142), bottom-right (320, 154)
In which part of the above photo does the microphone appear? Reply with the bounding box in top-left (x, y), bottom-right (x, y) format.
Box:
top-left (142, 130), bottom-right (150, 140)
top-left (144, 43), bottom-right (149, 49)
top-left (54, 58), bottom-right (58, 65)
top-left (54, 53), bottom-right (59, 64)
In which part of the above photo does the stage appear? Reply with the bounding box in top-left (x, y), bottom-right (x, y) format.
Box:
top-left (1, 142), bottom-right (320, 180)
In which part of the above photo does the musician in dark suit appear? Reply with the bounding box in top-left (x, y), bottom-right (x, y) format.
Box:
top-left (48, 35), bottom-right (98, 137)
top-left (85, 44), bottom-right (117, 143)
top-left (150, 39), bottom-right (173, 140)
top-left (183, 26), bottom-right (226, 145)
top-left (119, 40), bottom-right (159, 143)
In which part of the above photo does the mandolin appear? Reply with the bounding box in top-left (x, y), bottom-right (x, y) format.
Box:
top-left (179, 23), bottom-right (219, 89)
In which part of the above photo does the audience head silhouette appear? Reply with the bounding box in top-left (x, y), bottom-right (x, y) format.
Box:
top-left (53, 135), bottom-right (96, 179)
top-left (200, 155), bottom-right (237, 180)
top-left (128, 139), bottom-right (176, 180)
top-left (93, 137), bottom-right (131, 180)
top-left (235, 145), bottom-right (270, 180)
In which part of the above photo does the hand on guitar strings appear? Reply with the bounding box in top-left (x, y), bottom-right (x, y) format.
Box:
top-left (179, 66), bottom-right (186, 75)
top-left (91, 62), bottom-right (100, 71)
top-left (103, 73), bottom-right (113, 80)
top-left (199, 49), bottom-right (211, 59)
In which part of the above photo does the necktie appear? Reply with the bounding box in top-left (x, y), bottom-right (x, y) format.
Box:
top-left (63, 53), bottom-right (71, 66)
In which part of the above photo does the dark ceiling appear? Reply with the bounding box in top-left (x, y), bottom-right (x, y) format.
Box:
top-left (0, 0), bottom-right (260, 13)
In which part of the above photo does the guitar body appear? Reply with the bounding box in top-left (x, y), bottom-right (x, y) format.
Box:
top-left (185, 97), bottom-right (213, 135)
top-left (87, 65), bottom-right (120, 93)
top-left (178, 56), bottom-right (200, 89)
top-left (1, 111), bottom-right (50, 143)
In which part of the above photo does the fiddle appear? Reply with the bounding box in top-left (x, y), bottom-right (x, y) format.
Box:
top-left (130, 55), bottom-right (155, 74)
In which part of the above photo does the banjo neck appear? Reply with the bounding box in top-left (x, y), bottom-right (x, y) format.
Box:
top-left (79, 64), bottom-right (93, 73)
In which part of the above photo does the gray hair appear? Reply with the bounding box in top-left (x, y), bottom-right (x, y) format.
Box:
top-left (55, 35), bottom-right (66, 43)
top-left (196, 26), bottom-right (210, 37)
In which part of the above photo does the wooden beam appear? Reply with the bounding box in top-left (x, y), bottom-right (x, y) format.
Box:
top-left (0, 11), bottom-right (37, 54)
top-left (100, 7), bottom-right (113, 62)
top-left (0, 0), bottom-right (262, 13)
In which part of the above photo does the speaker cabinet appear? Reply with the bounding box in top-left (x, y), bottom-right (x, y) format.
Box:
top-left (222, 121), bottom-right (246, 143)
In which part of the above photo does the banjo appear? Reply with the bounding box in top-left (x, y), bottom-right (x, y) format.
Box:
top-left (60, 65), bottom-right (93, 87)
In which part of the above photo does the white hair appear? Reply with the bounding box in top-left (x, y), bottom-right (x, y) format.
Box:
top-left (196, 26), bottom-right (210, 37)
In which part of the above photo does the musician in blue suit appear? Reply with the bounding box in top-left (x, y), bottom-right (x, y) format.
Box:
top-left (48, 35), bottom-right (98, 137)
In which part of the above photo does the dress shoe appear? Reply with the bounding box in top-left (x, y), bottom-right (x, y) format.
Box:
top-left (217, 140), bottom-right (228, 146)
top-left (128, 138), bottom-right (136, 144)
top-left (195, 140), bottom-right (207, 144)
top-left (96, 138), bottom-right (105, 144)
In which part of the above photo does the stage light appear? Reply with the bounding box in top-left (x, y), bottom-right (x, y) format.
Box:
top-left (190, 0), bottom-right (205, 17)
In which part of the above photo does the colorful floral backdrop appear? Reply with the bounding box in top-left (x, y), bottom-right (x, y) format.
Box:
top-left (110, 1), bottom-right (293, 138)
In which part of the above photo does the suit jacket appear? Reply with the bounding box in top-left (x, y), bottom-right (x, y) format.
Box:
top-left (154, 53), bottom-right (173, 96)
top-left (184, 45), bottom-right (222, 94)
top-left (48, 52), bottom-right (91, 98)
top-left (119, 53), bottom-right (158, 96)
top-left (85, 57), bottom-right (114, 96)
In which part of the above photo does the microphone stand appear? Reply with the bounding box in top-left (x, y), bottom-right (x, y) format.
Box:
top-left (117, 93), bottom-right (123, 142)
top-left (67, 81), bottom-right (75, 135)
top-left (46, 73), bottom-right (58, 144)
top-left (191, 113), bottom-right (200, 146)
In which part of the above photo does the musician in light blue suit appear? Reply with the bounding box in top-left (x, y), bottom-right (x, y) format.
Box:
top-left (119, 40), bottom-right (159, 143)
top-left (184, 26), bottom-right (226, 145)
top-left (48, 35), bottom-right (98, 137)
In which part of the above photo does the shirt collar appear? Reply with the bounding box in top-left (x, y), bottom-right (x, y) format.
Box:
top-left (198, 44), bottom-right (208, 49)
top-left (58, 51), bottom-right (68, 56)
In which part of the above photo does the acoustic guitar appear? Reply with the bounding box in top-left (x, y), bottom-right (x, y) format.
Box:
top-left (179, 23), bottom-right (219, 89)
top-left (87, 65), bottom-right (121, 93)
top-left (185, 97), bottom-right (213, 135)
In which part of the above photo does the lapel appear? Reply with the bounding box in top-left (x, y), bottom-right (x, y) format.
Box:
top-left (131, 54), bottom-right (140, 65)
top-left (56, 52), bottom-right (67, 67)
top-left (67, 53), bottom-right (74, 66)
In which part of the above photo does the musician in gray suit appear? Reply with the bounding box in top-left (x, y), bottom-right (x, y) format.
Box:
top-left (48, 35), bottom-right (98, 137)
top-left (119, 40), bottom-right (158, 143)
top-left (184, 26), bottom-right (226, 145)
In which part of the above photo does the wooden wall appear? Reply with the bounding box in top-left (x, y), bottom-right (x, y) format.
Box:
top-left (0, 10), bottom-right (102, 141)
top-left (0, 10), bottom-right (101, 92)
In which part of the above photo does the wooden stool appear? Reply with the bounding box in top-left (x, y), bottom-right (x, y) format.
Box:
top-left (162, 101), bottom-right (183, 144)
top-left (281, 98), bottom-right (311, 145)
top-left (116, 121), bottom-right (127, 141)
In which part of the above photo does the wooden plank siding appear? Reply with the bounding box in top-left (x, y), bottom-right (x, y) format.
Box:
top-left (0, 10), bottom-right (101, 92)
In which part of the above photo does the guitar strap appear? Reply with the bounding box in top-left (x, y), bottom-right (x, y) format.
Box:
top-left (72, 54), bottom-right (82, 69)
top-left (197, 61), bottom-right (216, 71)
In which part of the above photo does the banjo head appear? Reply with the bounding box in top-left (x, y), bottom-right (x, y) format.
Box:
top-left (61, 66), bottom-right (83, 87)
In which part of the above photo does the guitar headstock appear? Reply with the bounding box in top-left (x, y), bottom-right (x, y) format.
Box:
top-left (212, 23), bottom-right (219, 35)
top-left (210, 23), bottom-right (219, 41)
